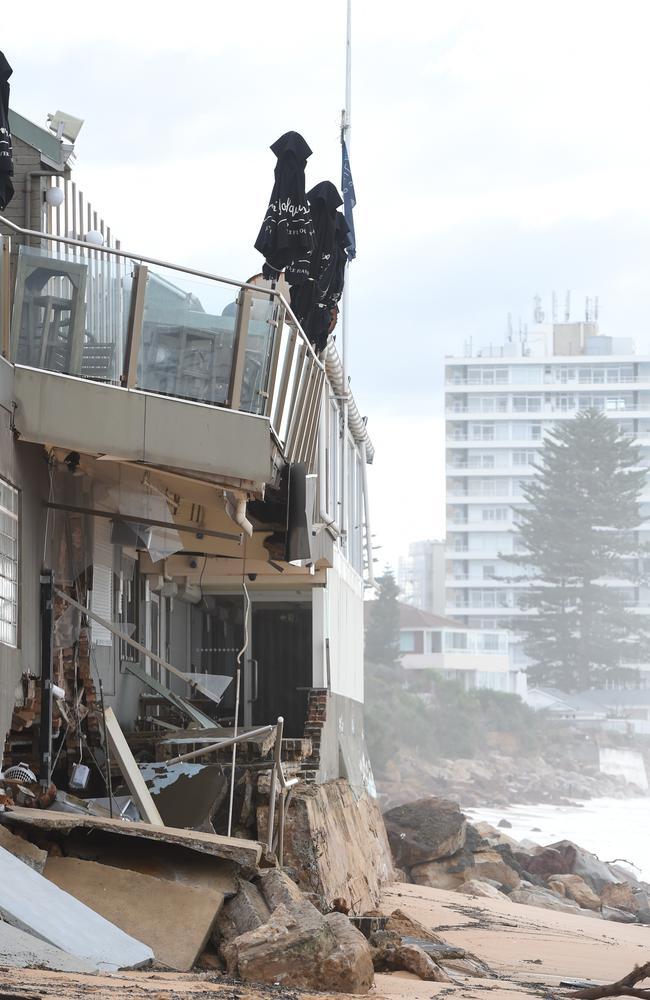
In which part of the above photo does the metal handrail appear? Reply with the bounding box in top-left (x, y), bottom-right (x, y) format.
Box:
top-left (0, 215), bottom-right (377, 462)
top-left (0, 215), bottom-right (324, 368)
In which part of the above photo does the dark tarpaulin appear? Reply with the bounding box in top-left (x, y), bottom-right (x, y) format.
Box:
top-left (0, 52), bottom-right (14, 211)
top-left (254, 131), bottom-right (314, 280)
top-left (290, 181), bottom-right (345, 353)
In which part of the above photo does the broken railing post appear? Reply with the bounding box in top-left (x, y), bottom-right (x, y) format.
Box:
top-left (163, 724), bottom-right (275, 766)
top-left (266, 716), bottom-right (284, 854)
top-left (38, 569), bottom-right (54, 789)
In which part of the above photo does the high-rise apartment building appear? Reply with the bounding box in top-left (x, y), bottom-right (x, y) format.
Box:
top-left (445, 320), bottom-right (650, 683)
top-left (397, 539), bottom-right (446, 615)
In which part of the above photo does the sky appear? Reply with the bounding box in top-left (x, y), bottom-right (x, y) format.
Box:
top-left (6, 0), bottom-right (650, 569)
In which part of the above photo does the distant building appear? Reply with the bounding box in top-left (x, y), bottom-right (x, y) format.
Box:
top-left (445, 315), bottom-right (649, 684)
top-left (397, 539), bottom-right (446, 615)
top-left (397, 602), bottom-right (523, 694)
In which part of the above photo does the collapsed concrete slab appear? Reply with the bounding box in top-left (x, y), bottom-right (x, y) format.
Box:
top-left (1, 807), bottom-right (261, 867)
top-left (0, 845), bottom-right (153, 971)
top-left (0, 921), bottom-right (98, 973)
top-left (44, 857), bottom-right (224, 972)
top-left (0, 825), bottom-right (47, 872)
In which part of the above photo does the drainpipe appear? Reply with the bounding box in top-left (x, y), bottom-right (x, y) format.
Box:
top-left (224, 491), bottom-right (253, 538)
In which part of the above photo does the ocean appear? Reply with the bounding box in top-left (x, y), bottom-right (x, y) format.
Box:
top-left (467, 797), bottom-right (650, 882)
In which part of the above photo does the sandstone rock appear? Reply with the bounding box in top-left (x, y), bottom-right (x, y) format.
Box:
top-left (602, 905), bottom-right (637, 924)
top-left (372, 942), bottom-right (451, 982)
top-left (223, 900), bottom-right (373, 993)
top-left (509, 886), bottom-right (582, 914)
top-left (600, 882), bottom-right (640, 914)
top-left (498, 819), bottom-right (512, 828)
top-left (547, 874), bottom-right (601, 911)
top-left (383, 798), bottom-right (466, 868)
top-left (321, 913), bottom-right (374, 993)
top-left (471, 850), bottom-right (520, 890)
top-left (257, 868), bottom-right (307, 912)
top-left (410, 853), bottom-right (469, 890)
top-left (215, 879), bottom-right (271, 945)
top-left (546, 841), bottom-right (620, 894)
top-left (458, 879), bottom-right (507, 900)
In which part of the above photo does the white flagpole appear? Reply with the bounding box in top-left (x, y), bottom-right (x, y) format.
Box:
top-left (340, 0), bottom-right (352, 560)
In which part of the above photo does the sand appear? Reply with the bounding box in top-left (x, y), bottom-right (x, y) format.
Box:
top-left (376, 881), bottom-right (650, 1000)
top-left (0, 881), bottom-right (647, 999)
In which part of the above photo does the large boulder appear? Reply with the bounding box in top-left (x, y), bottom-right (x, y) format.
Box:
top-left (601, 905), bottom-right (637, 924)
top-left (372, 942), bottom-right (451, 982)
top-left (515, 840), bottom-right (618, 895)
top-left (383, 798), bottom-right (467, 868)
top-left (215, 879), bottom-right (271, 944)
top-left (600, 882), bottom-right (639, 914)
top-left (222, 895), bottom-right (374, 993)
top-left (509, 886), bottom-right (584, 915)
top-left (547, 874), bottom-right (601, 911)
top-left (471, 850), bottom-right (520, 891)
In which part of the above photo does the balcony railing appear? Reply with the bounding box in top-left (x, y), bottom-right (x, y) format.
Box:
top-left (0, 221), bottom-right (333, 471)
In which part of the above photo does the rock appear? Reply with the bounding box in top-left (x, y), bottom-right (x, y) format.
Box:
top-left (509, 886), bottom-right (583, 914)
top-left (602, 905), bottom-right (637, 924)
top-left (498, 819), bottom-right (512, 828)
top-left (472, 822), bottom-right (520, 850)
top-left (214, 879), bottom-right (271, 945)
top-left (383, 798), bottom-right (467, 868)
top-left (444, 956), bottom-right (493, 978)
top-left (410, 851), bottom-right (470, 890)
top-left (547, 874), bottom-right (601, 911)
top-left (600, 882), bottom-right (640, 914)
top-left (257, 867), bottom-right (306, 912)
top-left (546, 841), bottom-right (620, 894)
top-left (321, 913), bottom-right (375, 993)
top-left (472, 849), bottom-right (520, 890)
top-left (372, 942), bottom-right (451, 982)
top-left (223, 903), bottom-right (373, 993)
top-left (458, 879), bottom-right (507, 900)
top-left (515, 846), bottom-right (566, 880)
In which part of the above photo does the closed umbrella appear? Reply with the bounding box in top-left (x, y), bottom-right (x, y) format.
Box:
top-left (254, 131), bottom-right (314, 280)
top-left (0, 52), bottom-right (14, 211)
top-left (290, 181), bottom-right (344, 352)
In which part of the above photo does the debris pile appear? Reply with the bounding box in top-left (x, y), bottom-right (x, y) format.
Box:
top-left (384, 796), bottom-right (650, 924)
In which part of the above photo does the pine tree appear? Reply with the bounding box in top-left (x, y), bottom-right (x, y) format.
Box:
top-left (365, 569), bottom-right (401, 668)
top-left (502, 409), bottom-right (650, 692)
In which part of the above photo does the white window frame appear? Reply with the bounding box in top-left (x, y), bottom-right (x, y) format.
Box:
top-left (0, 480), bottom-right (19, 648)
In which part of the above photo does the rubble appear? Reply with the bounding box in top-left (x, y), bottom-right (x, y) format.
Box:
top-left (0, 845), bottom-right (154, 970)
top-left (44, 857), bottom-right (224, 971)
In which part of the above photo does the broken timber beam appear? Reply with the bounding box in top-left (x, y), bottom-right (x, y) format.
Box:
top-left (103, 708), bottom-right (163, 827)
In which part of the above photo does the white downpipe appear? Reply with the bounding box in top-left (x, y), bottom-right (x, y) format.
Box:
top-left (360, 441), bottom-right (375, 588)
top-left (224, 492), bottom-right (253, 538)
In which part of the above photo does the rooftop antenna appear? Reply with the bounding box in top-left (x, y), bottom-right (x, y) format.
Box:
top-left (507, 313), bottom-right (514, 341)
top-left (594, 296), bottom-right (599, 323)
top-left (552, 291), bottom-right (558, 323)
top-left (564, 291), bottom-right (571, 323)
top-left (585, 297), bottom-right (591, 322)
top-left (533, 293), bottom-right (545, 324)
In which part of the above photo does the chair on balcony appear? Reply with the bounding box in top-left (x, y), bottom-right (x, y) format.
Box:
top-left (11, 254), bottom-right (88, 374)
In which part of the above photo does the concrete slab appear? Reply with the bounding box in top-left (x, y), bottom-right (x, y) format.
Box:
top-left (0, 845), bottom-right (153, 971)
top-left (2, 807), bottom-right (262, 867)
top-left (0, 825), bottom-right (47, 872)
top-left (0, 920), bottom-right (98, 973)
top-left (45, 857), bottom-right (224, 972)
top-left (139, 761), bottom-right (227, 832)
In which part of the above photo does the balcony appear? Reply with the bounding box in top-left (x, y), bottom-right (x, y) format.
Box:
top-left (0, 226), bottom-right (329, 487)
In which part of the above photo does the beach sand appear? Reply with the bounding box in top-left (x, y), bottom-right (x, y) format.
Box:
top-left (0, 881), bottom-right (647, 999)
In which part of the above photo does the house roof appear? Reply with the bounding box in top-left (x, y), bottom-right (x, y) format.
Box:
top-left (397, 602), bottom-right (468, 631)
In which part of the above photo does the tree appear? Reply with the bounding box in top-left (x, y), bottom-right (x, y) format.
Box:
top-left (501, 409), bottom-right (650, 692)
top-left (364, 569), bottom-right (401, 668)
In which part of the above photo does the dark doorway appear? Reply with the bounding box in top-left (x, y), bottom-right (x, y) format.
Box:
top-left (251, 603), bottom-right (312, 737)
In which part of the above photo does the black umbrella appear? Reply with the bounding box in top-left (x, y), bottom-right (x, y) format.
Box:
top-left (290, 181), bottom-right (345, 352)
top-left (254, 131), bottom-right (314, 280)
top-left (0, 52), bottom-right (14, 211)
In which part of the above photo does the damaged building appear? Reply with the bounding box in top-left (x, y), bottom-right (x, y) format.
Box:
top-left (0, 101), bottom-right (395, 982)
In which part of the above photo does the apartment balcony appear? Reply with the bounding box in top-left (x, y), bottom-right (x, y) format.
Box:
top-left (0, 226), bottom-right (328, 490)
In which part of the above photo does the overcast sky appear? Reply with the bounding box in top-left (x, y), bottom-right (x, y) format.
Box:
top-left (7, 1), bottom-right (650, 569)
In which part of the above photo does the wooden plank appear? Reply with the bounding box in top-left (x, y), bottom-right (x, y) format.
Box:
top-left (1, 807), bottom-right (263, 868)
top-left (103, 708), bottom-right (163, 827)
